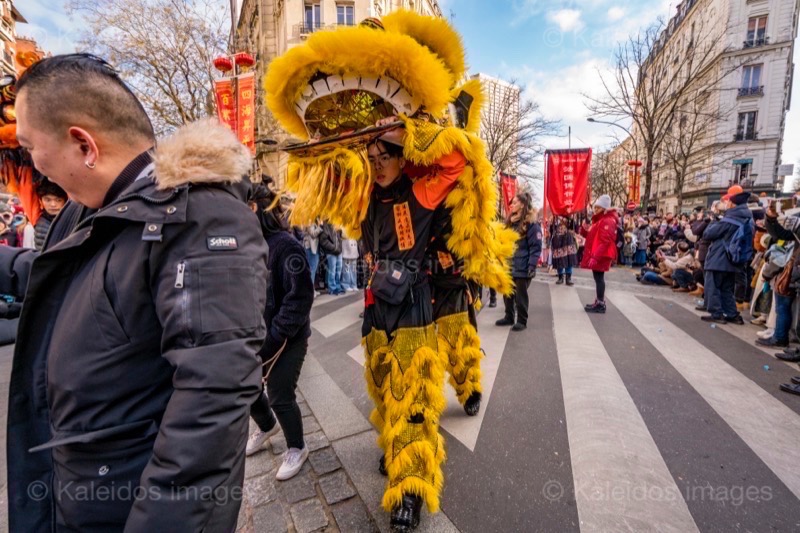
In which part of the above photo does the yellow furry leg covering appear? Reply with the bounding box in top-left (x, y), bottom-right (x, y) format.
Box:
top-left (435, 312), bottom-right (483, 405)
top-left (363, 325), bottom-right (448, 513)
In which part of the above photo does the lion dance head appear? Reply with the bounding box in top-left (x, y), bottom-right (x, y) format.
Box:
top-left (265, 10), bottom-right (517, 294)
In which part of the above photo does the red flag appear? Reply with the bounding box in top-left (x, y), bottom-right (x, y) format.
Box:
top-left (213, 78), bottom-right (237, 133)
top-left (236, 72), bottom-right (256, 154)
top-left (500, 173), bottom-right (517, 216)
top-left (545, 149), bottom-right (592, 216)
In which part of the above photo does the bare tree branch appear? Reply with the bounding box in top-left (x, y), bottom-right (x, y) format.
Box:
top-left (584, 2), bottom-right (748, 210)
top-left (67, 0), bottom-right (229, 135)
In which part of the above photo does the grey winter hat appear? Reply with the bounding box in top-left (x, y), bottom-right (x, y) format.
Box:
top-left (594, 194), bottom-right (612, 210)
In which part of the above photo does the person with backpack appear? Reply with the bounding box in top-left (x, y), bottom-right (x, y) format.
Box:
top-left (700, 185), bottom-right (754, 324)
top-left (319, 222), bottom-right (344, 295)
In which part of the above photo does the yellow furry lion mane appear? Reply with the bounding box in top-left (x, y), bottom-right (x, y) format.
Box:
top-left (264, 10), bottom-right (517, 294)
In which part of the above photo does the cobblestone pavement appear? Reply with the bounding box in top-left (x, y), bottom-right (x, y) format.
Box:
top-left (236, 390), bottom-right (378, 533)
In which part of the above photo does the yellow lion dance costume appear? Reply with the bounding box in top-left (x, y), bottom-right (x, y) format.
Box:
top-left (265, 10), bottom-right (516, 531)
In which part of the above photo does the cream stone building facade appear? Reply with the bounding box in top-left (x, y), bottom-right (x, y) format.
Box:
top-left (236, 0), bottom-right (443, 182)
top-left (0, 0), bottom-right (26, 77)
top-left (626, 0), bottom-right (798, 213)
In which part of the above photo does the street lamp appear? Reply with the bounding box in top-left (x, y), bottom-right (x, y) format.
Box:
top-left (587, 117), bottom-right (644, 210)
top-left (586, 117), bottom-right (639, 162)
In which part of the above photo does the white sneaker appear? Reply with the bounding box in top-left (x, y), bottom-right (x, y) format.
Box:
top-left (314, 291), bottom-right (320, 297)
top-left (246, 425), bottom-right (280, 456)
top-left (757, 328), bottom-right (774, 340)
top-left (276, 446), bottom-right (309, 481)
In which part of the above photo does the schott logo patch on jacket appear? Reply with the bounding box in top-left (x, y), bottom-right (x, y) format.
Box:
top-left (207, 236), bottom-right (239, 250)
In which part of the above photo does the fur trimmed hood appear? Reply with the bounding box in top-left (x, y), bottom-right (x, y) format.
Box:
top-left (153, 119), bottom-right (252, 190)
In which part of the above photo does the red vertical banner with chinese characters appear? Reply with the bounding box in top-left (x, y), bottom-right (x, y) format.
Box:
top-left (236, 72), bottom-right (256, 154)
top-left (627, 169), bottom-right (641, 204)
top-left (213, 78), bottom-right (237, 133)
top-left (500, 173), bottom-right (517, 217)
top-left (544, 149), bottom-right (592, 216)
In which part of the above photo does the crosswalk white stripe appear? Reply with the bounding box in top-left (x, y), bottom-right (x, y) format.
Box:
top-left (552, 286), bottom-right (699, 533)
top-left (610, 290), bottom-right (800, 501)
top-left (311, 299), bottom-right (364, 338)
top-left (311, 293), bottom-right (339, 307)
top-left (671, 298), bottom-right (800, 364)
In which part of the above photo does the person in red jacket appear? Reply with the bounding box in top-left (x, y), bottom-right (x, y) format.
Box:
top-left (580, 194), bottom-right (619, 313)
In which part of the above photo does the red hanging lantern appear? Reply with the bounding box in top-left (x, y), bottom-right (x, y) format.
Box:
top-left (233, 52), bottom-right (256, 68)
top-left (213, 56), bottom-right (234, 73)
top-left (627, 160), bottom-right (643, 167)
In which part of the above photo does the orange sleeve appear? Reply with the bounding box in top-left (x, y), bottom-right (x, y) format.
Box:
top-left (412, 151), bottom-right (466, 210)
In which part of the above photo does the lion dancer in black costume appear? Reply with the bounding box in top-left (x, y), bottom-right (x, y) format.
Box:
top-left (428, 205), bottom-right (483, 416)
top-left (362, 121), bottom-right (463, 531)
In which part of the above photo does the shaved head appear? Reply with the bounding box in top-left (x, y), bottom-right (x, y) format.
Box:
top-left (16, 54), bottom-right (154, 144)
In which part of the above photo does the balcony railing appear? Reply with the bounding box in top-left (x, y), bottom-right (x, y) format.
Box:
top-left (295, 21), bottom-right (355, 37)
top-left (0, 21), bottom-right (13, 42)
top-left (743, 36), bottom-right (769, 49)
top-left (734, 131), bottom-right (758, 142)
top-left (738, 86), bottom-right (764, 97)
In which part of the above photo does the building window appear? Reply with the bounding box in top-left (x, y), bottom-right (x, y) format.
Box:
top-left (744, 15), bottom-right (768, 47)
top-left (735, 111), bottom-right (757, 141)
top-left (304, 2), bottom-right (321, 31)
top-left (733, 162), bottom-right (751, 185)
top-left (337, 4), bottom-right (354, 25)
top-left (739, 64), bottom-right (764, 96)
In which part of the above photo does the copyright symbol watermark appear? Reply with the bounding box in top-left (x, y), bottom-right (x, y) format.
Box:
top-left (27, 481), bottom-right (48, 501)
top-left (542, 480), bottom-right (564, 501)
top-left (543, 28), bottom-right (563, 47)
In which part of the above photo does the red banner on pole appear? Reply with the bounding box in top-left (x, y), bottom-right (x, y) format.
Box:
top-left (236, 72), bottom-right (256, 154)
top-left (213, 78), bottom-right (237, 133)
top-left (544, 149), bottom-right (592, 216)
top-left (500, 173), bottom-right (517, 217)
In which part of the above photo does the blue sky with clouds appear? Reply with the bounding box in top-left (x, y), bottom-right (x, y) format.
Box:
top-left (17, 0), bottom-right (800, 175)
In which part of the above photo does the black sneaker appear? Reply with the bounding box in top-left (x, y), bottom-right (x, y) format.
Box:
top-left (776, 351), bottom-right (800, 363)
top-left (488, 299), bottom-right (497, 308)
top-left (556, 276), bottom-right (564, 285)
top-left (390, 493), bottom-right (422, 532)
top-left (724, 314), bottom-right (745, 325)
top-left (585, 301), bottom-right (606, 314)
top-left (700, 315), bottom-right (726, 324)
top-left (379, 455), bottom-right (387, 476)
top-left (779, 383), bottom-right (800, 396)
top-left (791, 376), bottom-right (800, 385)
top-left (512, 322), bottom-right (527, 331)
top-left (495, 317), bottom-right (514, 326)
top-left (464, 392), bottom-right (481, 416)
top-left (755, 337), bottom-right (789, 347)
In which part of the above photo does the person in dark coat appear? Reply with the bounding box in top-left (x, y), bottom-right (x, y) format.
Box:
top-left (5, 55), bottom-right (268, 532)
top-left (496, 192), bottom-right (541, 331)
top-left (700, 185), bottom-right (754, 324)
top-left (244, 183), bottom-right (315, 482)
top-left (552, 216), bottom-right (578, 285)
top-left (581, 194), bottom-right (619, 313)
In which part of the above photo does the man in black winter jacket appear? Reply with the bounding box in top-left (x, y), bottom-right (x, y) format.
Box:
top-left (6, 55), bottom-right (268, 532)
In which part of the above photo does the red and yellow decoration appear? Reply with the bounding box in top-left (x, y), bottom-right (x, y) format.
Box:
top-left (212, 52), bottom-right (257, 154)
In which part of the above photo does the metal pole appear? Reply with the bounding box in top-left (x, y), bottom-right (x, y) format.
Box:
top-left (568, 126), bottom-right (571, 151)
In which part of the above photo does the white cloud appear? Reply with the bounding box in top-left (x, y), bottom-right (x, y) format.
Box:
top-left (607, 7), bottom-right (625, 22)
top-left (16, 0), bottom-right (82, 55)
top-left (547, 9), bottom-right (584, 33)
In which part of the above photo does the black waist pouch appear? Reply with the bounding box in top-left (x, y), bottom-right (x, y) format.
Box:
top-left (370, 260), bottom-right (414, 305)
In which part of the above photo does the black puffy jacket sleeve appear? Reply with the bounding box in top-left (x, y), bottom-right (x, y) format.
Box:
top-left (124, 187), bottom-right (267, 531)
